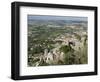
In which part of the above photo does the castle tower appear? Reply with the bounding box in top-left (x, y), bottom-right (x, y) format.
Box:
top-left (44, 49), bottom-right (48, 56)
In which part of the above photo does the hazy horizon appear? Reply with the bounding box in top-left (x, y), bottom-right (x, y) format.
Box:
top-left (28, 15), bottom-right (87, 21)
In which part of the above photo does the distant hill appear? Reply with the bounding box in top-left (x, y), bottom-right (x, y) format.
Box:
top-left (28, 19), bottom-right (87, 27)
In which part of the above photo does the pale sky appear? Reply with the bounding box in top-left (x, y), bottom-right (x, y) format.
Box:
top-left (28, 15), bottom-right (87, 21)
